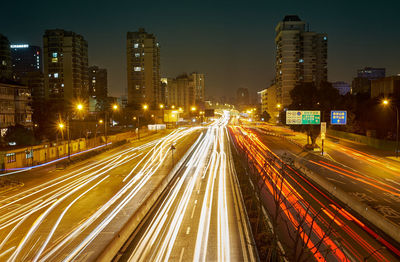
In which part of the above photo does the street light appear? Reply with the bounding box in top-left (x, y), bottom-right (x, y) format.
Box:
top-left (277, 103), bottom-right (281, 109)
top-left (382, 99), bottom-right (399, 158)
top-left (191, 106), bottom-right (197, 112)
top-left (76, 103), bottom-right (83, 111)
top-left (143, 104), bottom-right (148, 110)
top-left (98, 119), bottom-right (103, 124)
top-left (159, 104), bottom-right (164, 109)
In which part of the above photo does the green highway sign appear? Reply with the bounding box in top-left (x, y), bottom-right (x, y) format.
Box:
top-left (286, 110), bottom-right (321, 125)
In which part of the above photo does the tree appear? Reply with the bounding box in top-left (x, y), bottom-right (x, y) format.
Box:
top-left (286, 82), bottom-right (343, 147)
top-left (261, 111), bottom-right (271, 122)
top-left (4, 125), bottom-right (36, 146)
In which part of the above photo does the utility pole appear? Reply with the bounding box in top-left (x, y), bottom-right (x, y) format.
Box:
top-left (170, 143), bottom-right (176, 167)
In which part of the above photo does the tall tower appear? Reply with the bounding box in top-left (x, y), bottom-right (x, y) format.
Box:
top-left (10, 44), bottom-right (42, 82)
top-left (127, 28), bottom-right (160, 109)
top-left (275, 15), bottom-right (327, 107)
top-left (191, 72), bottom-right (205, 107)
top-left (43, 29), bottom-right (89, 104)
top-left (0, 34), bottom-right (12, 81)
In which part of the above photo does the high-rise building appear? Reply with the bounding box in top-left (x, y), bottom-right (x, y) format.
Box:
top-left (0, 34), bottom-right (12, 81)
top-left (275, 15), bottom-right (328, 106)
top-left (164, 74), bottom-right (195, 113)
top-left (127, 28), bottom-right (160, 109)
top-left (371, 76), bottom-right (400, 99)
top-left (351, 67), bottom-right (385, 95)
top-left (236, 88), bottom-right (249, 108)
top-left (88, 66), bottom-right (107, 100)
top-left (332, 81), bottom-right (350, 95)
top-left (10, 44), bottom-right (42, 83)
top-left (191, 72), bottom-right (205, 107)
top-left (43, 29), bottom-right (89, 103)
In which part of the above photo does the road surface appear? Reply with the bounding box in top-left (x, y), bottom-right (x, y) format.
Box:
top-left (0, 128), bottom-right (200, 261)
top-left (229, 125), bottom-right (400, 262)
top-left (117, 115), bottom-right (257, 262)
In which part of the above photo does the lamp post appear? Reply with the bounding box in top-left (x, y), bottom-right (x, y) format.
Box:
top-left (66, 103), bottom-right (84, 160)
top-left (383, 99), bottom-right (399, 158)
top-left (133, 116), bottom-right (140, 140)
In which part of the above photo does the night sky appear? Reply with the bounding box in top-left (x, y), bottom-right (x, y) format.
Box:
top-left (1, 0), bottom-right (400, 100)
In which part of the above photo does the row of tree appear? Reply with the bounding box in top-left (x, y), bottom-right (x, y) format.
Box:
top-left (275, 82), bottom-right (399, 146)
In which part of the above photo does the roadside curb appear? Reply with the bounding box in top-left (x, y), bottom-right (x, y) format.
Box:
top-left (293, 157), bottom-right (400, 245)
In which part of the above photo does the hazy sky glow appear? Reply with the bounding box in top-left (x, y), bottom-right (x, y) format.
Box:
top-left (1, 0), bottom-right (399, 100)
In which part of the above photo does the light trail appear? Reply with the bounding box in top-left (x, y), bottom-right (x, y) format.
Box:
top-left (0, 127), bottom-right (201, 261)
top-left (128, 113), bottom-right (234, 261)
top-left (230, 125), bottom-right (400, 261)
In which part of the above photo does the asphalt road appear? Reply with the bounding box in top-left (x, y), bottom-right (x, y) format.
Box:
top-left (0, 128), bottom-right (201, 261)
top-left (229, 125), bottom-right (400, 262)
top-left (255, 124), bottom-right (400, 228)
top-left (117, 116), bottom-right (257, 262)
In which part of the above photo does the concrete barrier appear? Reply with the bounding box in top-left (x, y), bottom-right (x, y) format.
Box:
top-left (293, 157), bottom-right (400, 244)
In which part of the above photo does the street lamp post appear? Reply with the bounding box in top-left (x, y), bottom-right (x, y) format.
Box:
top-left (383, 99), bottom-right (399, 158)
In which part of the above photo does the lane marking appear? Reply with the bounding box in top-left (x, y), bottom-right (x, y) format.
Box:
top-left (186, 227), bottom-right (191, 235)
top-left (178, 247), bottom-right (185, 262)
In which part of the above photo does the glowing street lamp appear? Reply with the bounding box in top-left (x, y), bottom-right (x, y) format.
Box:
top-left (143, 104), bottom-right (149, 110)
top-left (112, 104), bottom-right (119, 111)
top-left (276, 103), bottom-right (281, 109)
top-left (98, 119), bottom-right (103, 124)
top-left (159, 104), bottom-right (164, 109)
top-left (171, 105), bottom-right (175, 109)
top-left (76, 103), bottom-right (83, 111)
top-left (191, 106), bottom-right (197, 112)
top-left (382, 99), bottom-right (399, 157)
top-left (58, 123), bottom-right (65, 129)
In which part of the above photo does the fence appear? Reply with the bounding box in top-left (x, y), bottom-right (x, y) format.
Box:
top-left (0, 130), bottom-right (138, 171)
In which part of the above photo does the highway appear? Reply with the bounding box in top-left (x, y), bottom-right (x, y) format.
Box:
top-left (255, 123), bottom-right (400, 228)
top-left (117, 115), bottom-right (257, 262)
top-left (229, 125), bottom-right (400, 262)
top-left (0, 128), bottom-right (201, 261)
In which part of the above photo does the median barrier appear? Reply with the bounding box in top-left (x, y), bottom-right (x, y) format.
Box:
top-left (97, 134), bottom-right (201, 262)
top-left (293, 157), bottom-right (400, 244)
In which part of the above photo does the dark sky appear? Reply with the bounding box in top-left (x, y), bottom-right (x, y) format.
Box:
top-left (1, 0), bottom-right (400, 100)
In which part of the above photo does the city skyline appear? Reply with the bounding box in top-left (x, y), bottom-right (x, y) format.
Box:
top-left (1, 0), bottom-right (400, 99)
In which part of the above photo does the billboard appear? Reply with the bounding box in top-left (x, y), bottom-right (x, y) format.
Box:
top-left (286, 110), bottom-right (321, 125)
top-left (331, 111), bottom-right (347, 125)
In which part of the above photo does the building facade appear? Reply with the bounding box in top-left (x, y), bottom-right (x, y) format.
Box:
top-left (371, 76), bottom-right (400, 99)
top-left (192, 72), bottom-right (205, 108)
top-left (127, 28), bottom-right (160, 109)
top-left (0, 34), bottom-right (12, 81)
top-left (164, 74), bottom-right (195, 113)
top-left (275, 15), bottom-right (327, 107)
top-left (332, 81), bottom-right (350, 95)
top-left (0, 82), bottom-right (32, 135)
top-left (43, 29), bottom-right (89, 104)
top-left (352, 67), bottom-right (386, 95)
top-left (236, 88), bottom-right (250, 109)
top-left (10, 44), bottom-right (42, 82)
top-left (88, 66), bottom-right (107, 100)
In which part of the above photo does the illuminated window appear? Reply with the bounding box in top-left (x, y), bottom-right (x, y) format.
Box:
top-left (134, 67), bottom-right (141, 71)
top-left (134, 43), bottom-right (139, 48)
top-left (52, 52), bottom-right (58, 58)
top-left (52, 57), bottom-right (58, 63)
top-left (54, 73), bottom-right (59, 78)
top-left (299, 59), bottom-right (304, 63)
top-left (323, 36), bottom-right (327, 41)
top-left (1, 60), bottom-right (6, 66)
top-left (135, 53), bottom-right (140, 57)
top-left (61, 83), bottom-right (64, 87)
top-left (92, 79), bottom-right (96, 83)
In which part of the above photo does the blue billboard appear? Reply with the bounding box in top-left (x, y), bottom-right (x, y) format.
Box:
top-left (331, 111), bottom-right (347, 125)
